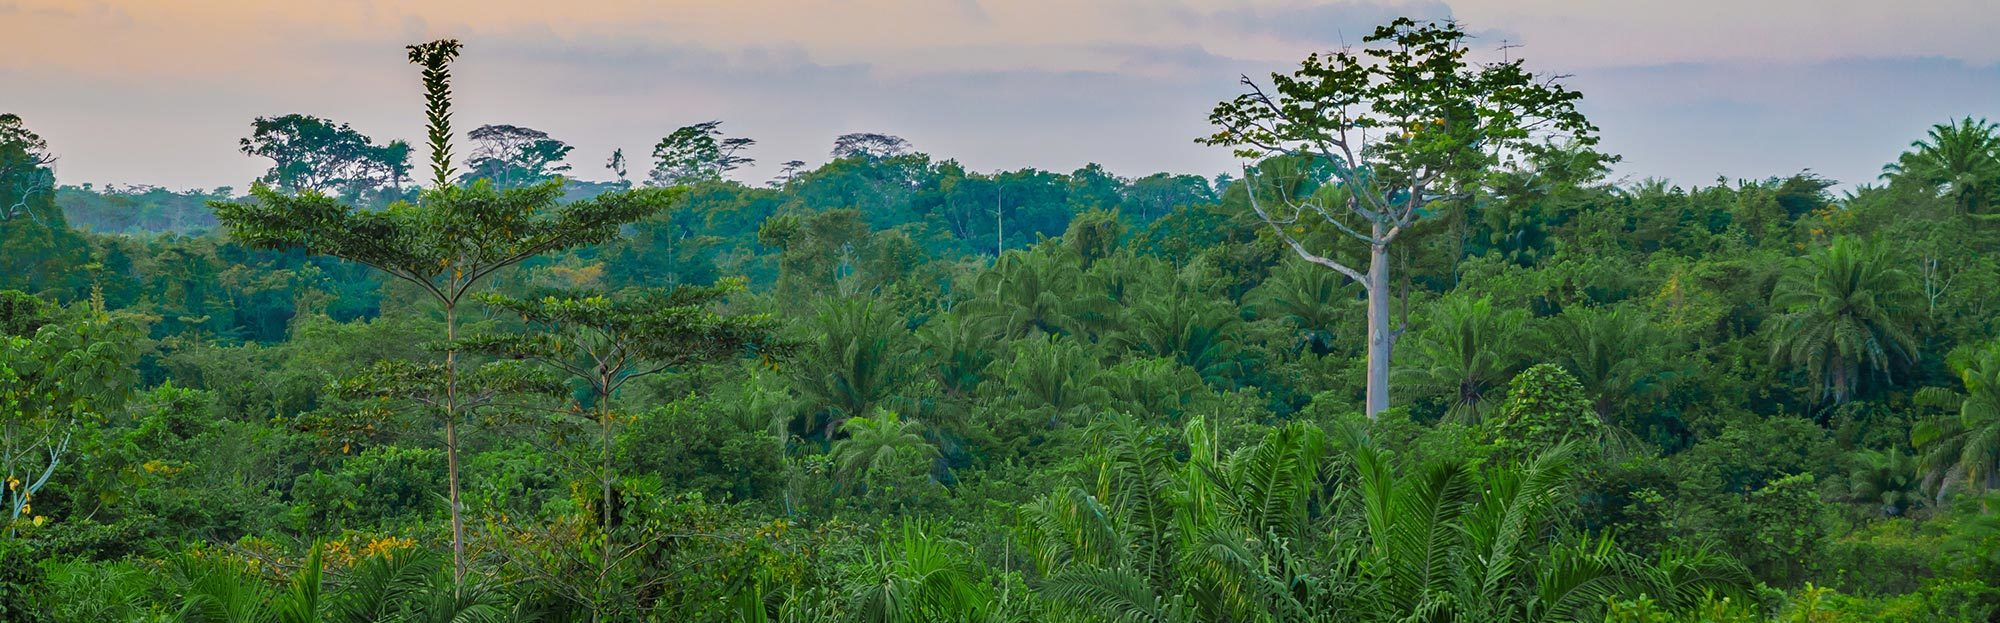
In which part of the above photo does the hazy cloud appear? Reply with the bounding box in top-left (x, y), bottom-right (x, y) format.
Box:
top-left (1181, 0), bottom-right (1453, 44)
top-left (1579, 57), bottom-right (2000, 187)
top-left (953, 0), bottom-right (990, 23)
top-left (1109, 44), bottom-right (1234, 77)
top-left (4, 0), bottom-right (1998, 190)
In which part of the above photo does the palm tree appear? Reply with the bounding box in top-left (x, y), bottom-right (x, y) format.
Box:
top-left (1084, 251), bottom-right (1174, 307)
top-left (1881, 117), bottom-right (2000, 217)
top-left (326, 548), bottom-right (448, 623)
top-left (1624, 177), bottom-right (1677, 201)
top-left (1847, 449), bottom-right (1924, 517)
top-left (1099, 357), bottom-right (1215, 422)
top-left (789, 298), bottom-right (915, 439)
top-left (1396, 295), bottom-right (1531, 423)
top-left (842, 521), bottom-right (1001, 623)
top-left (1022, 417), bottom-right (1749, 622)
top-left (989, 335), bottom-right (1111, 414)
top-left (1912, 342), bottom-right (2000, 497)
top-left (831, 410), bottom-right (938, 487)
top-left (1767, 236), bottom-right (1923, 405)
top-left (1023, 417), bottom-right (1347, 623)
top-left (964, 244), bottom-right (1107, 339)
top-left (167, 551), bottom-right (274, 623)
top-left (40, 560), bottom-right (158, 622)
top-left (917, 311), bottom-right (1000, 399)
top-left (1363, 445), bottom-right (1747, 622)
top-left (1249, 258), bottom-right (1359, 355)
top-left (1113, 288), bottom-right (1245, 387)
top-left (161, 544), bottom-right (514, 623)
top-left (1540, 304), bottom-right (1666, 419)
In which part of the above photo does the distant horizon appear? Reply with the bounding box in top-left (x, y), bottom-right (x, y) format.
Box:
top-left (7, 0), bottom-right (1998, 192)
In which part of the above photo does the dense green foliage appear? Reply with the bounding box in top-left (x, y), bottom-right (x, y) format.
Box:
top-left (4, 19), bottom-right (2000, 622)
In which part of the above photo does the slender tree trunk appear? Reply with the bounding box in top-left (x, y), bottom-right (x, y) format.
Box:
top-left (598, 391), bottom-right (614, 623)
top-left (444, 418), bottom-right (464, 580)
top-left (444, 303), bottom-right (467, 583)
top-left (3, 426), bottom-right (15, 539)
top-left (996, 189), bottom-right (1004, 259)
top-left (1364, 227), bottom-right (1394, 419)
top-left (1832, 362), bottom-right (1851, 406)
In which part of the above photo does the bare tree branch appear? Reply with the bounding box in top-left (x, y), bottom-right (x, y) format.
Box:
top-left (1243, 165), bottom-right (1370, 287)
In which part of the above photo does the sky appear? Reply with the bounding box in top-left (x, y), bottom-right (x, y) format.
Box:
top-left (3, 0), bottom-right (1998, 192)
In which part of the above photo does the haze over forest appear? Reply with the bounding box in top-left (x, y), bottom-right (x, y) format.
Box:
top-left (6, 0), bottom-right (2000, 190)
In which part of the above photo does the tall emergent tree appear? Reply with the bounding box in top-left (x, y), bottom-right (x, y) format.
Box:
top-left (1201, 18), bottom-right (1598, 417)
top-left (606, 148), bottom-right (630, 187)
top-left (0, 114), bottom-right (56, 224)
top-left (210, 39), bottom-right (674, 582)
top-left (238, 114), bottom-right (413, 198)
top-left (831, 132), bottom-right (912, 160)
top-left (648, 120), bottom-right (755, 187)
top-left (464, 280), bottom-right (789, 619)
top-left (461, 124), bottom-right (573, 189)
top-left (0, 114), bottom-right (88, 294)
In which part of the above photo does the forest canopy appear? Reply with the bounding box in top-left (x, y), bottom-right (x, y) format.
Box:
top-left (4, 17), bottom-right (2000, 623)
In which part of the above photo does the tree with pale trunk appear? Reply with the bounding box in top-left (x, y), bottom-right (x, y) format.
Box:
top-left (0, 114), bottom-right (56, 224)
top-left (1200, 18), bottom-right (1599, 418)
top-left (461, 123), bottom-right (573, 189)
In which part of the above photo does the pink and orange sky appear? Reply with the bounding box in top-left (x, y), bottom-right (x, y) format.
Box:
top-left (5, 0), bottom-right (1998, 189)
